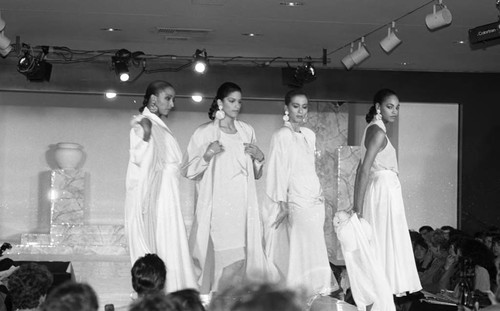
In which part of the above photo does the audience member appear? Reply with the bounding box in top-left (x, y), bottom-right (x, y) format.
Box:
top-left (131, 254), bottom-right (167, 297)
top-left (8, 263), bottom-right (53, 311)
top-left (440, 226), bottom-right (455, 240)
top-left (413, 235), bottom-right (433, 272)
top-left (419, 229), bottom-right (450, 293)
top-left (39, 281), bottom-right (98, 311)
top-left (419, 226), bottom-right (434, 244)
top-left (129, 293), bottom-right (177, 311)
top-left (167, 289), bottom-right (205, 311)
top-left (208, 282), bottom-right (304, 311)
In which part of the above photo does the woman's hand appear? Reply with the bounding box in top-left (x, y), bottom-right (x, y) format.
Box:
top-left (244, 143), bottom-right (265, 162)
top-left (272, 201), bottom-right (290, 229)
top-left (203, 140), bottom-right (224, 162)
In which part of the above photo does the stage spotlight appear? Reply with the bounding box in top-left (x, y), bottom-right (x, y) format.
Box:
top-left (191, 94), bottom-right (203, 102)
top-left (380, 22), bottom-right (402, 53)
top-left (193, 49), bottom-right (208, 73)
top-left (294, 57), bottom-right (316, 84)
top-left (342, 38), bottom-right (370, 70)
top-left (426, 0), bottom-right (452, 30)
top-left (341, 43), bottom-right (356, 70)
top-left (17, 48), bottom-right (52, 82)
top-left (112, 49), bottom-right (131, 82)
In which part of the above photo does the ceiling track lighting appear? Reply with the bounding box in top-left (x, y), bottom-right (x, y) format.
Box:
top-left (17, 45), bottom-right (52, 82)
top-left (425, 0), bottom-right (452, 30)
top-left (193, 49), bottom-right (208, 73)
top-left (380, 21), bottom-right (402, 53)
top-left (341, 37), bottom-right (370, 70)
top-left (112, 49), bottom-right (132, 82)
top-left (294, 56), bottom-right (316, 84)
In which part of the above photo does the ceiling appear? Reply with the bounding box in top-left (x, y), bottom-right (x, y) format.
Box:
top-left (1, 0), bottom-right (500, 73)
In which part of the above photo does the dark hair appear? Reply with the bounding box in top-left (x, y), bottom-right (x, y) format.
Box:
top-left (167, 289), bottom-right (205, 311)
top-left (129, 292), bottom-right (178, 311)
top-left (365, 88), bottom-right (397, 123)
top-left (208, 82), bottom-right (242, 120)
top-left (40, 282), bottom-right (98, 311)
top-left (419, 226), bottom-right (433, 234)
top-left (284, 89), bottom-right (308, 106)
top-left (131, 253), bottom-right (167, 296)
top-left (455, 237), bottom-right (497, 289)
top-left (413, 235), bottom-right (429, 251)
top-left (8, 263), bottom-right (54, 310)
top-left (139, 80), bottom-right (174, 113)
top-left (430, 229), bottom-right (450, 250)
top-left (208, 282), bottom-right (303, 311)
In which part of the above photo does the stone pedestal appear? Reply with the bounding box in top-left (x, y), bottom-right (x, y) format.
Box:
top-left (50, 169), bottom-right (87, 225)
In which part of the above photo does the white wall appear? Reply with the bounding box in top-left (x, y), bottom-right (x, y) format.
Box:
top-left (398, 103), bottom-right (459, 230)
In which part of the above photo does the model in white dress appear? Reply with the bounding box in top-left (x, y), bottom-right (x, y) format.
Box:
top-left (353, 90), bottom-right (421, 296)
top-left (264, 90), bottom-right (338, 297)
top-left (181, 82), bottom-right (277, 294)
top-left (124, 82), bottom-right (197, 292)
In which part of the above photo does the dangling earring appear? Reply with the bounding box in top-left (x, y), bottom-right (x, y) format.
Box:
top-left (149, 103), bottom-right (158, 113)
top-left (283, 110), bottom-right (290, 123)
top-left (215, 105), bottom-right (225, 120)
top-left (375, 108), bottom-right (382, 121)
top-left (303, 114), bottom-right (308, 123)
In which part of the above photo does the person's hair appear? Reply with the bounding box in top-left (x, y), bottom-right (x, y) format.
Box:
top-left (409, 230), bottom-right (420, 245)
top-left (167, 289), bottom-right (205, 311)
top-left (441, 225), bottom-right (455, 231)
top-left (131, 253), bottom-right (167, 296)
top-left (40, 282), bottom-right (98, 311)
top-left (284, 89), bottom-right (308, 107)
top-left (208, 282), bottom-right (303, 311)
top-left (455, 237), bottom-right (497, 289)
top-left (492, 235), bottom-right (500, 247)
top-left (208, 82), bottom-right (242, 120)
top-left (129, 292), bottom-right (178, 311)
top-left (419, 225), bottom-right (433, 234)
top-left (365, 88), bottom-right (397, 123)
top-left (413, 235), bottom-right (429, 251)
top-left (139, 80), bottom-right (174, 113)
top-left (8, 263), bottom-right (54, 310)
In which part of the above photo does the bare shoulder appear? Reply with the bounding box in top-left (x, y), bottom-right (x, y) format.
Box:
top-left (365, 124), bottom-right (386, 147)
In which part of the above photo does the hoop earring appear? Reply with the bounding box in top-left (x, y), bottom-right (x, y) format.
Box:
top-left (283, 110), bottom-right (290, 123)
top-left (215, 105), bottom-right (225, 120)
top-left (375, 108), bottom-right (382, 121)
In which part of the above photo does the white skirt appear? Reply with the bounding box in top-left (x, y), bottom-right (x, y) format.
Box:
top-left (363, 170), bottom-right (421, 295)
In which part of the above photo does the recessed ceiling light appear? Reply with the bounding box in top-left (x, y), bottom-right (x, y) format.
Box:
top-left (191, 95), bottom-right (203, 103)
top-left (400, 61), bottom-right (411, 66)
top-left (280, 2), bottom-right (304, 6)
top-left (105, 92), bottom-right (117, 99)
top-left (453, 40), bottom-right (467, 44)
top-left (242, 33), bottom-right (262, 37)
top-left (101, 28), bottom-right (122, 32)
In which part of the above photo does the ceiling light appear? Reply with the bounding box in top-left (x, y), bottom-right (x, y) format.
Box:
top-left (380, 22), bottom-right (402, 53)
top-left (280, 2), bottom-right (304, 6)
top-left (112, 49), bottom-right (131, 82)
top-left (193, 49), bottom-right (208, 74)
top-left (425, 0), bottom-right (452, 30)
top-left (101, 28), bottom-right (122, 32)
top-left (342, 38), bottom-right (370, 70)
top-left (242, 33), bottom-right (262, 37)
top-left (191, 95), bottom-right (203, 102)
top-left (105, 92), bottom-right (117, 99)
top-left (341, 43), bottom-right (356, 70)
top-left (453, 40), bottom-right (467, 44)
top-left (17, 47), bottom-right (52, 82)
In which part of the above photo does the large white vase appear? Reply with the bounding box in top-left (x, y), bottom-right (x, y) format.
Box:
top-left (54, 142), bottom-right (84, 170)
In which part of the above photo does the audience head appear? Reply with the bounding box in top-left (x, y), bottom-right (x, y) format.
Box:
top-left (492, 235), bottom-right (500, 257)
top-left (440, 225), bottom-right (455, 240)
top-left (413, 235), bottom-right (430, 261)
top-left (131, 253), bottom-right (166, 296)
top-left (455, 237), bottom-right (497, 288)
top-left (208, 82), bottom-right (242, 120)
top-left (139, 80), bottom-right (175, 115)
top-left (40, 281), bottom-right (98, 311)
top-left (129, 292), bottom-right (177, 311)
top-left (366, 88), bottom-right (399, 123)
top-left (428, 229), bottom-right (450, 258)
top-left (167, 289), bottom-right (205, 311)
top-left (8, 263), bottom-right (53, 310)
top-left (208, 282), bottom-right (303, 311)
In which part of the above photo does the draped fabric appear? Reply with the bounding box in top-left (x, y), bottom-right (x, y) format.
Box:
top-left (181, 119), bottom-right (278, 294)
top-left (334, 211), bottom-right (395, 311)
top-left (359, 120), bottom-right (421, 295)
top-left (264, 124), bottom-right (338, 296)
top-left (124, 108), bottom-right (198, 292)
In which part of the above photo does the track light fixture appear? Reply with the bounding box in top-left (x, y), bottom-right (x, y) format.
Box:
top-left (294, 56), bottom-right (316, 84)
top-left (193, 49), bottom-right (208, 73)
top-left (425, 0), bottom-right (452, 30)
top-left (380, 22), bottom-right (402, 53)
top-left (17, 46), bottom-right (52, 82)
top-left (112, 49), bottom-right (132, 82)
top-left (341, 37), bottom-right (370, 70)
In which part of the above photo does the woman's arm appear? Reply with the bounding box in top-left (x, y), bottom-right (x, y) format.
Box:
top-left (352, 125), bottom-right (387, 215)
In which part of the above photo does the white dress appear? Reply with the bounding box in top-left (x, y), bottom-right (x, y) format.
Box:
top-left (181, 120), bottom-right (277, 294)
top-left (264, 124), bottom-right (338, 296)
top-left (124, 107), bottom-right (198, 292)
top-left (359, 119), bottom-right (421, 295)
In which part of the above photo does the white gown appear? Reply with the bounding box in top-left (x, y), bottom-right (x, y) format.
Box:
top-left (359, 119), bottom-right (421, 295)
top-left (264, 124), bottom-right (338, 296)
top-left (124, 107), bottom-right (198, 292)
top-left (181, 120), bottom-right (278, 294)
